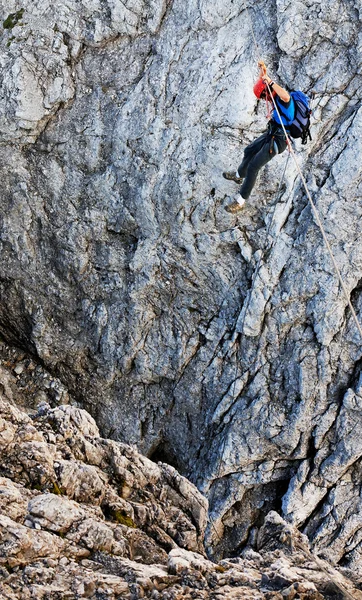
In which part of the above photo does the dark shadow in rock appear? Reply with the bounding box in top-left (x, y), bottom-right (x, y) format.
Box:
top-left (149, 441), bottom-right (181, 472)
top-left (216, 479), bottom-right (291, 560)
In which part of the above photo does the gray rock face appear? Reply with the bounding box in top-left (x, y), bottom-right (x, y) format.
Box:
top-left (1, 0), bottom-right (362, 564)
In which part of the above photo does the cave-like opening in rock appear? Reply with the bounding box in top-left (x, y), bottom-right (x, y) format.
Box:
top-left (149, 441), bottom-right (181, 472)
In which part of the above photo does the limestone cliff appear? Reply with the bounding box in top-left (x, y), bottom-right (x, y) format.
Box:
top-left (1, 0), bottom-right (362, 565)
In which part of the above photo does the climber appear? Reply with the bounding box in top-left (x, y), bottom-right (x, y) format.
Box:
top-left (223, 62), bottom-right (292, 213)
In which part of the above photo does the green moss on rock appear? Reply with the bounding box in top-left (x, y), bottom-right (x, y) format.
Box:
top-left (3, 8), bottom-right (24, 29)
top-left (113, 510), bottom-right (136, 528)
top-left (31, 483), bottom-right (43, 492)
top-left (51, 481), bottom-right (65, 496)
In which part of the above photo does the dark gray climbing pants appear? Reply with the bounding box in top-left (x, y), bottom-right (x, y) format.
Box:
top-left (237, 128), bottom-right (287, 199)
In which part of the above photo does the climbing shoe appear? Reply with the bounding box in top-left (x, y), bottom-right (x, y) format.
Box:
top-left (223, 170), bottom-right (243, 185)
top-left (225, 196), bottom-right (245, 213)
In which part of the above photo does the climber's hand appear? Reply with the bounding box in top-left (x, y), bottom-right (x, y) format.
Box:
top-left (258, 60), bottom-right (267, 76)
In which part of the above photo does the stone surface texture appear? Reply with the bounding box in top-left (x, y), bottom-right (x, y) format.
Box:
top-left (0, 391), bottom-right (362, 599)
top-left (1, 0), bottom-right (362, 569)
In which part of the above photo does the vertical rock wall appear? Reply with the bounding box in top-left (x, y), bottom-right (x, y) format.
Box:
top-left (1, 0), bottom-right (362, 561)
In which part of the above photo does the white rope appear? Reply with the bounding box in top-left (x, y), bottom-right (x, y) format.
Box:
top-left (245, 4), bottom-right (362, 342)
top-left (265, 82), bottom-right (362, 342)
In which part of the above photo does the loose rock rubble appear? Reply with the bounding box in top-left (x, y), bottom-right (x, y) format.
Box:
top-left (0, 394), bottom-right (361, 599)
top-left (0, 338), bottom-right (70, 411)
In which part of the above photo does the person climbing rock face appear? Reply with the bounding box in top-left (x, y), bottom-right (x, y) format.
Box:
top-left (223, 62), bottom-right (292, 213)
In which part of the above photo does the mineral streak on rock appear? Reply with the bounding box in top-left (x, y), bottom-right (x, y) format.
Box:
top-left (0, 0), bottom-right (362, 568)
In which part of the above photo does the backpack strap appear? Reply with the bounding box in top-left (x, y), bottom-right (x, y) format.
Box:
top-left (301, 126), bottom-right (312, 145)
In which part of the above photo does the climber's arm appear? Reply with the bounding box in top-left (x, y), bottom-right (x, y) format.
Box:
top-left (262, 75), bottom-right (290, 103)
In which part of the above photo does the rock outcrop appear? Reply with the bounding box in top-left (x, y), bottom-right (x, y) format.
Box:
top-left (1, 0), bottom-right (362, 565)
top-left (1, 391), bottom-right (362, 599)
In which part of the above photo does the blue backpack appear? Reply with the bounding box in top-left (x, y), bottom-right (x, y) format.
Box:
top-left (275, 91), bottom-right (312, 145)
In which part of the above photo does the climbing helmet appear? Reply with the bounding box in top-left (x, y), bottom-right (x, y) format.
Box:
top-left (253, 78), bottom-right (267, 99)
